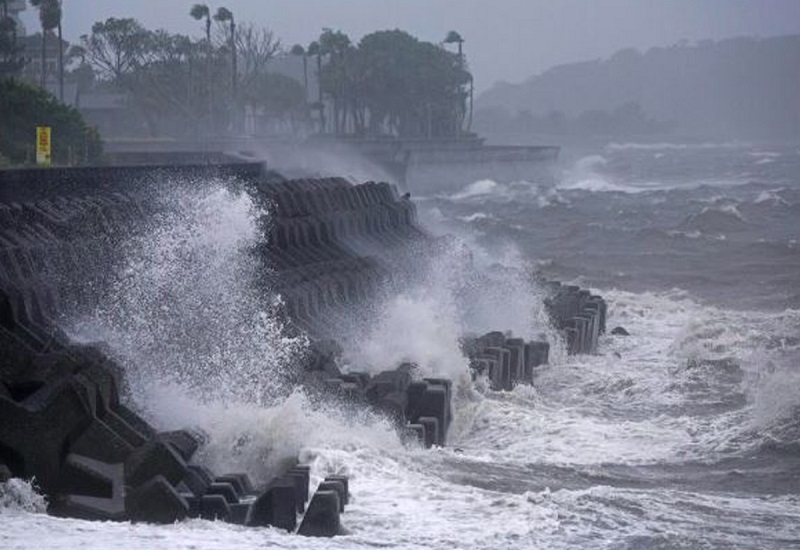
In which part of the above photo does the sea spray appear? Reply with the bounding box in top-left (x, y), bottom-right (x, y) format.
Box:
top-left (66, 179), bottom-right (307, 410)
top-left (58, 177), bottom-right (422, 485)
top-left (148, 384), bottom-right (403, 485)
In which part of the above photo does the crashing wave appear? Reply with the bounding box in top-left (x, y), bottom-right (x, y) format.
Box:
top-left (679, 204), bottom-right (750, 233)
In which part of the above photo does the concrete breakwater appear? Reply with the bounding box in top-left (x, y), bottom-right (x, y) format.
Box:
top-left (0, 164), bottom-right (604, 531)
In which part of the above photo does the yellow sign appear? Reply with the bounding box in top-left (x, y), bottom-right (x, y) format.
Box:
top-left (36, 126), bottom-right (51, 166)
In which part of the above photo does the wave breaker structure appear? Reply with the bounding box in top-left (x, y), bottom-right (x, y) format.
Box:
top-left (0, 163), bottom-right (604, 534)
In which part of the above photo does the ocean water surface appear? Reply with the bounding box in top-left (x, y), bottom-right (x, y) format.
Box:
top-left (2, 142), bottom-right (800, 549)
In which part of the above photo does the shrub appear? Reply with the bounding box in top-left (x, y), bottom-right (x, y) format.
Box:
top-left (0, 78), bottom-right (103, 166)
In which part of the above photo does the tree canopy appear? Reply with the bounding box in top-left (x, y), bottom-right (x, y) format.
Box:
top-left (0, 12), bottom-right (25, 78)
top-left (316, 29), bottom-right (472, 138)
top-left (64, 17), bottom-right (473, 140)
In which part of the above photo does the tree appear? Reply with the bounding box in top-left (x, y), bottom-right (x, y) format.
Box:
top-left (306, 41), bottom-right (325, 132)
top-left (56, 0), bottom-right (63, 102)
top-left (65, 44), bottom-right (94, 92)
top-left (190, 4), bottom-right (212, 46)
top-left (190, 4), bottom-right (213, 131)
top-left (329, 29), bottom-right (470, 138)
top-left (318, 29), bottom-right (351, 134)
top-left (80, 18), bottom-right (148, 82)
top-left (213, 6), bottom-right (236, 118)
top-left (243, 71), bottom-right (305, 133)
top-left (290, 44), bottom-right (308, 103)
top-left (444, 30), bottom-right (463, 60)
top-left (0, 7), bottom-right (25, 78)
top-left (30, 0), bottom-right (60, 91)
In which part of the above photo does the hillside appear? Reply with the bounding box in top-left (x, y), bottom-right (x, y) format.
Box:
top-left (476, 35), bottom-right (800, 140)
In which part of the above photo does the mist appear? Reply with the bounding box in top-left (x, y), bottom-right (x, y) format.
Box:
top-left (20, 0), bottom-right (800, 92)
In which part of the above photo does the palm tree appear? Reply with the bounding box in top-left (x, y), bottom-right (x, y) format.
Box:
top-left (190, 3), bottom-right (212, 48)
top-left (214, 7), bottom-right (237, 132)
top-left (444, 30), bottom-right (464, 61)
top-left (213, 7), bottom-right (235, 99)
top-left (30, 0), bottom-right (61, 95)
top-left (56, 0), bottom-right (63, 102)
top-left (190, 3), bottom-right (213, 131)
top-left (307, 40), bottom-right (324, 132)
top-left (290, 44), bottom-right (308, 103)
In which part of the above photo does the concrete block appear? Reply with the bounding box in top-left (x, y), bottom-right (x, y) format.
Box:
top-left (57, 454), bottom-right (126, 521)
top-left (158, 430), bottom-right (202, 462)
top-left (0, 378), bottom-right (93, 493)
top-left (199, 493), bottom-right (231, 521)
top-left (324, 475), bottom-right (349, 506)
top-left (229, 502), bottom-right (252, 525)
top-left (215, 473), bottom-right (254, 497)
top-left (0, 462), bottom-right (11, 482)
top-left (286, 465), bottom-right (310, 504)
top-left (318, 479), bottom-right (346, 512)
top-left (126, 475), bottom-right (189, 524)
top-left (418, 416), bottom-right (440, 448)
top-left (70, 418), bottom-right (135, 464)
top-left (248, 478), bottom-right (297, 531)
top-left (124, 440), bottom-right (188, 488)
top-left (278, 472), bottom-right (308, 514)
top-left (180, 467), bottom-right (210, 497)
top-left (298, 490), bottom-right (341, 537)
top-left (206, 481), bottom-right (238, 504)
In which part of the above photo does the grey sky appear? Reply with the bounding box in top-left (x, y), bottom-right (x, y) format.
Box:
top-left (20, 0), bottom-right (800, 92)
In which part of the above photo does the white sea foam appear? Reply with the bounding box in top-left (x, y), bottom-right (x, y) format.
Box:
top-left (457, 212), bottom-right (491, 222)
top-left (559, 155), bottom-right (651, 194)
top-left (344, 236), bottom-right (554, 384)
top-left (450, 179), bottom-right (503, 200)
top-left (749, 151), bottom-right (782, 159)
top-left (6, 287), bottom-right (800, 549)
top-left (0, 479), bottom-right (47, 514)
top-left (754, 189), bottom-right (788, 205)
top-left (606, 141), bottom-right (749, 151)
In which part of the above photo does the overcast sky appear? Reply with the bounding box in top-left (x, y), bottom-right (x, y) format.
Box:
top-left (19, 0), bottom-right (800, 92)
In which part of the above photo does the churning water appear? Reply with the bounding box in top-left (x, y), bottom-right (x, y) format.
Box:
top-left (2, 143), bottom-right (800, 549)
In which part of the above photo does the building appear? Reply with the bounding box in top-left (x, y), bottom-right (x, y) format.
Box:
top-left (19, 31), bottom-right (69, 88)
top-left (3, 0), bottom-right (27, 36)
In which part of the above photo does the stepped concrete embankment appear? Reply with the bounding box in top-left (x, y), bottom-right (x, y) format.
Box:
top-left (0, 163), bottom-right (604, 531)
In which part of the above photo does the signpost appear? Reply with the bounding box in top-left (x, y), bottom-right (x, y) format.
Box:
top-left (36, 126), bottom-right (51, 166)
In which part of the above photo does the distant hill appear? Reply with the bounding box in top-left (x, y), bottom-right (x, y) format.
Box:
top-left (476, 35), bottom-right (800, 140)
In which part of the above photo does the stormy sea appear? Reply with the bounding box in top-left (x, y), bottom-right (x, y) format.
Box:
top-left (2, 141), bottom-right (800, 549)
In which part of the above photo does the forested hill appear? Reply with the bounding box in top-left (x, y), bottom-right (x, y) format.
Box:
top-left (476, 35), bottom-right (800, 140)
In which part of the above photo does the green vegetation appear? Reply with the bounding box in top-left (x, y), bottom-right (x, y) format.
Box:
top-left (73, 14), bottom-right (472, 139)
top-left (78, 15), bottom-right (281, 136)
top-left (315, 29), bottom-right (471, 138)
top-left (0, 0), bottom-right (25, 78)
top-left (30, 0), bottom-right (64, 101)
top-left (0, 78), bottom-right (103, 165)
top-left (4, 2), bottom-right (474, 143)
